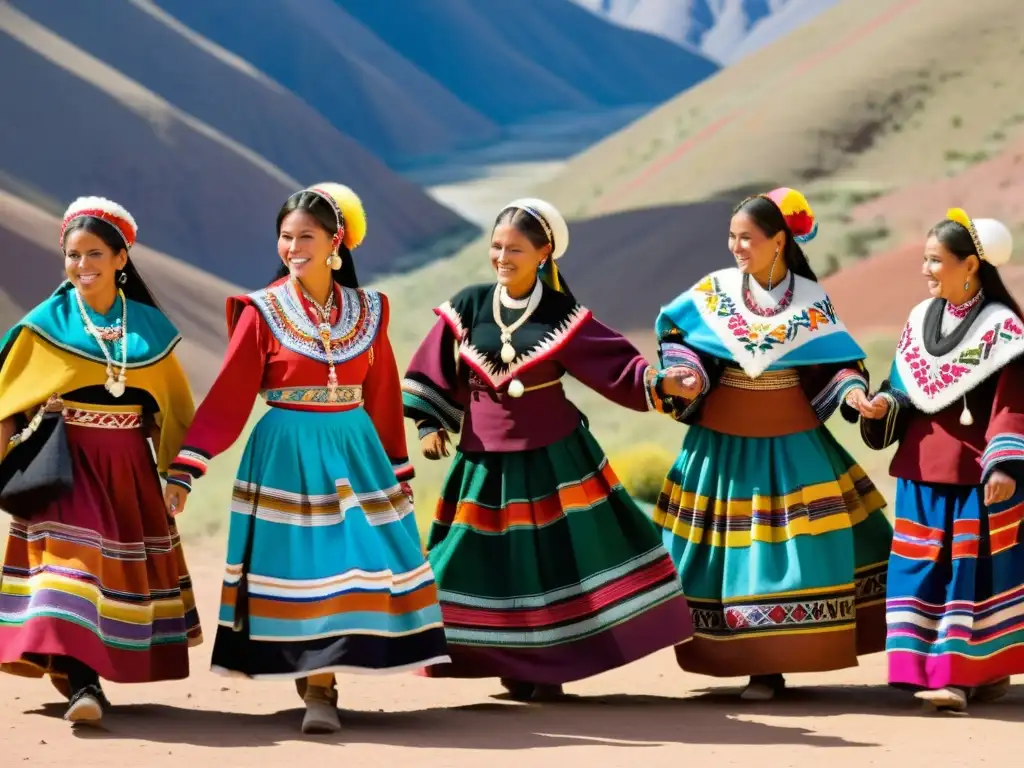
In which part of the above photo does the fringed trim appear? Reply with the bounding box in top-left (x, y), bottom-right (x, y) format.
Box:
top-left (811, 369), bottom-right (867, 422)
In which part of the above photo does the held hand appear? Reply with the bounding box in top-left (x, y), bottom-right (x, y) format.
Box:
top-left (400, 481), bottom-right (415, 504)
top-left (847, 391), bottom-right (890, 420)
top-left (164, 484), bottom-right (188, 517)
top-left (44, 394), bottom-right (64, 414)
top-left (984, 470), bottom-right (1017, 507)
top-left (420, 429), bottom-right (451, 461)
top-left (660, 367), bottom-right (704, 400)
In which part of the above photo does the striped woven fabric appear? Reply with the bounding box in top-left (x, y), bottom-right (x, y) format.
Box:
top-left (422, 426), bottom-right (693, 684)
top-left (887, 479), bottom-right (1024, 688)
top-left (0, 416), bottom-right (200, 684)
top-left (654, 423), bottom-right (892, 676)
top-left (209, 405), bottom-right (449, 679)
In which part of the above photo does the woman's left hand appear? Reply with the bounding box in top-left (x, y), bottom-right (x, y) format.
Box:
top-left (984, 470), bottom-right (1016, 506)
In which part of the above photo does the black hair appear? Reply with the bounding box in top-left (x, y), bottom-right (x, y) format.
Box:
top-left (733, 195), bottom-right (818, 282)
top-left (271, 190), bottom-right (359, 288)
top-left (61, 216), bottom-right (160, 308)
top-left (929, 218), bottom-right (1023, 317)
top-left (493, 206), bottom-right (576, 302)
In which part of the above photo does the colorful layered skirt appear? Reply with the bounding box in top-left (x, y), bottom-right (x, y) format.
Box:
top-left (654, 423), bottom-right (893, 676)
top-left (210, 404), bottom-right (448, 679)
top-left (887, 479), bottom-right (1024, 689)
top-left (0, 402), bottom-right (201, 687)
top-left (423, 425), bottom-right (693, 685)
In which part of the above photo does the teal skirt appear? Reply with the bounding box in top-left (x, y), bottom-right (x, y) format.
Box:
top-left (209, 405), bottom-right (449, 679)
top-left (654, 423), bottom-right (893, 677)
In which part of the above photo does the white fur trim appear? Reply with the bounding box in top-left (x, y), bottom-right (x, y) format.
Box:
top-left (62, 196), bottom-right (138, 243)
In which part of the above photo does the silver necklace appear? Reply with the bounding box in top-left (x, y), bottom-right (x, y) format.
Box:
top-left (492, 281), bottom-right (543, 365)
top-left (75, 288), bottom-right (128, 397)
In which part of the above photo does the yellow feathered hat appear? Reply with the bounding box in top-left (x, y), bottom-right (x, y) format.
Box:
top-left (305, 182), bottom-right (367, 251)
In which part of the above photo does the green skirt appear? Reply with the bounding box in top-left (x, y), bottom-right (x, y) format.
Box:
top-left (422, 425), bottom-right (693, 685)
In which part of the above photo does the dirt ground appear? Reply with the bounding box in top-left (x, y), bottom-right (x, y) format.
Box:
top-left (0, 538), bottom-right (1018, 768)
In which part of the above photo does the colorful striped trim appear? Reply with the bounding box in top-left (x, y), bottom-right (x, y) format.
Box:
top-left (401, 377), bottom-right (463, 434)
top-left (440, 555), bottom-right (683, 647)
top-left (655, 469), bottom-right (884, 547)
top-left (981, 432), bottom-right (1024, 479)
top-left (217, 560), bottom-right (442, 642)
top-left (659, 342), bottom-right (709, 419)
top-left (228, 478), bottom-right (413, 528)
top-left (810, 369), bottom-right (867, 423)
top-left (391, 458), bottom-right (414, 482)
top-left (436, 459), bottom-right (623, 535)
top-left (64, 408), bottom-right (143, 430)
top-left (164, 472), bottom-right (192, 493)
top-left (170, 447), bottom-right (210, 478)
top-left (263, 386), bottom-right (363, 407)
top-left (886, 582), bottom-right (1024, 648)
top-left (690, 562), bottom-right (886, 637)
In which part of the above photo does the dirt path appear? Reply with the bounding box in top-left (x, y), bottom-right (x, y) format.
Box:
top-left (2, 540), bottom-right (1021, 767)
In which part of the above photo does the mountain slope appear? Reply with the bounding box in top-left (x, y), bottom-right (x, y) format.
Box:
top-left (0, 3), bottom-right (477, 288)
top-left (147, 0), bottom-right (501, 165)
top-left (338, 0), bottom-right (720, 124)
top-left (539, 0), bottom-right (1023, 244)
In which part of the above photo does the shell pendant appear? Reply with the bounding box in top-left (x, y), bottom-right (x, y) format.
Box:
top-left (105, 373), bottom-right (126, 398)
top-left (499, 331), bottom-right (516, 364)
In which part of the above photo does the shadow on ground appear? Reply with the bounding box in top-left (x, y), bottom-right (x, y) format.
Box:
top-left (24, 683), bottom-right (1024, 750)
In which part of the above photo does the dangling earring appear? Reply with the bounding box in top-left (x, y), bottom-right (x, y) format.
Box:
top-left (118, 271), bottom-right (127, 286)
top-left (328, 250), bottom-right (342, 271)
top-left (964, 279), bottom-right (970, 292)
top-left (767, 248), bottom-right (780, 290)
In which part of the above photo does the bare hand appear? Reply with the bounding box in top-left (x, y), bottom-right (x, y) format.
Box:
top-left (400, 481), bottom-right (414, 504)
top-left (164, 484), bottom-right (188, 517)
top-left (44, 395), bottom-right (64, 413)
top-left (847, 391), bottom-right (890, 420)
top-left (985, 470), bottom-right (1017, 506)
top-left (420, 429), bottom-right (451, 460)
top-left (660, 367), bottom-right (704, 400)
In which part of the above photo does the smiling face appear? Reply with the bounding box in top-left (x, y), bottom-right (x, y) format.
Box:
top-left (489, 222), bottom-right (550, 297)
top-left (922, 233), bottom-right (978, 301)
top-left (277, 210), bottom-right (334, 281)
top-left (63, 226), bottom-right (127, 300)
top-left (728, 211), bottom-right (785, 278)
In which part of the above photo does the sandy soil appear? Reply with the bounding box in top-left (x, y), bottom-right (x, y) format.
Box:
top-left (0, 538), bottom-right (1019, 768)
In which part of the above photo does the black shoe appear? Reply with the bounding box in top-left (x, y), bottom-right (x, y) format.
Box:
top-left (500, 678), bottom-right (536, 701)
top-left (64, 684), bottom-right (105, 725)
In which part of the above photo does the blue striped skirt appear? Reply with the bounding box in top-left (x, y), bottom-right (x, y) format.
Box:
top-left (887, 479), bottom-right (1024, 689)
top-left (209, 405), bottom-right (449, 679)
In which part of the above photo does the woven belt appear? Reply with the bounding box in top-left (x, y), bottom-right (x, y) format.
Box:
top-left (263, 386), bottom-right (363, 406)
top-left (64, 407), bottom-right (143, 429)
top-left (719, 367), bottom-right (800, 391)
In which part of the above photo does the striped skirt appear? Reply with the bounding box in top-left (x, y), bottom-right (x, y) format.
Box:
top-left (654, 423), bottom-right (893, 677)
top-left (210, 405), bottom-right (448, 679)
top-left (0, 403), bottom-right (201, 686)
top-left (887, 479), bottom-right (1024, 689)
top-left (422, 426), bottom-right (693, 685)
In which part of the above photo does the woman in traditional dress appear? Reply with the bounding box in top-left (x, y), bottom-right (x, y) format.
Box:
top-left (402, 197), bottom-right (694, 702)
top-left (163, 183), bottom-right (448, 734)
top-left (860, 209), bottom-right (1024, 712)
top-left (651, 187), bottom-right (894, 701)
top-left (0, 197), bottom-right (200, 725)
